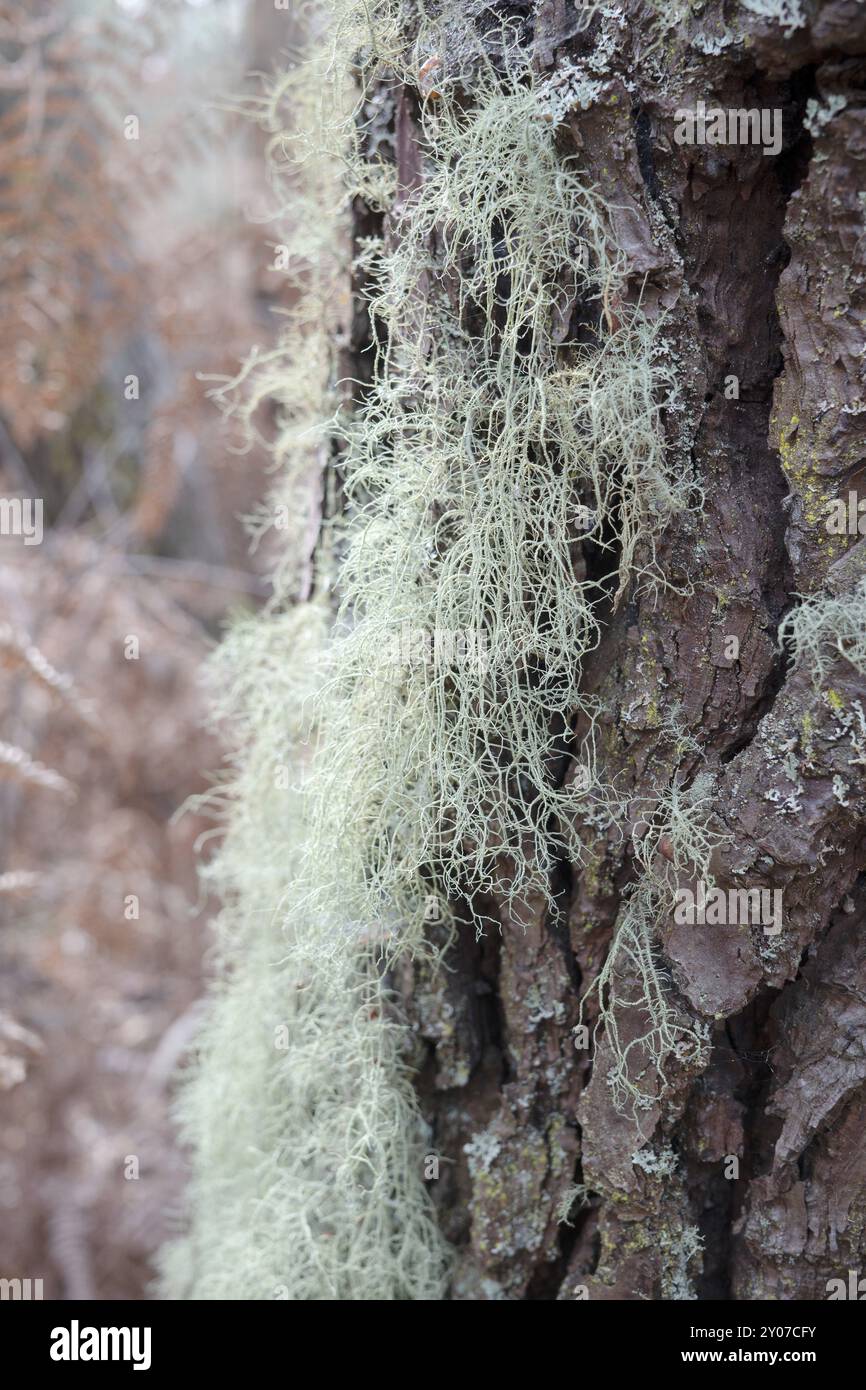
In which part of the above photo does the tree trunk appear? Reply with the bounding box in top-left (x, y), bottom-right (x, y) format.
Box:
top-left (351, 1), bottom-right (866, 1301)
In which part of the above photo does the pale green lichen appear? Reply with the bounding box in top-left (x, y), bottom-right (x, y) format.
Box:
top-left (779, 578), bottom-right (866, 686)
top-left (580, 772), bottom-right (726, 1115)
top-left (162, 0), bottom-right (703, 1298)
top-left (739, 0), bottom-right (806, 37)
top-left (319, 41), bottom-right (695, 935)
top-left (158, 8), bottom-right (450, 1301)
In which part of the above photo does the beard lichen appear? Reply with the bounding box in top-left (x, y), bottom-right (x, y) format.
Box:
top-left (579, 772), bottom-right (726, 1118)
top-left (318, 24), bottom-right (694, 936)
top-left (779, 578), bottom-right (866, 686)
top-left (161, 0), bottom-right (705, 1299)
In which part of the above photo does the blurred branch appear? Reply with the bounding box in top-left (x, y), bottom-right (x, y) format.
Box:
top-left (0, 416), bottom-right (37, 493)
top-left (120, 552), bottom-right (270, 598)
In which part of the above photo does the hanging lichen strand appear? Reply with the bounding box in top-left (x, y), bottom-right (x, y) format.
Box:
top-left (161, 1), bottom-right (703, 1300)
top-left (312, 11), bottom-right (695, 950)
top-left (157, 17), bottom-right (452, 1302)
top-left (580, 771), bottom-right (729, 1116)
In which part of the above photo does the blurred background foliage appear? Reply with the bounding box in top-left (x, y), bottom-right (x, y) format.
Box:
top-left (0, 0), bottom-right (288, 1297)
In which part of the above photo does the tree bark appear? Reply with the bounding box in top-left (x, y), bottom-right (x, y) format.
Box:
top-left (354, 0), bottom-right (866, 1300)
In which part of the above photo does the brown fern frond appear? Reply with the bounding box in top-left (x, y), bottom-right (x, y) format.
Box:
top-left (0, 14), bottom-right (137, 446)
top-left (0, 868), bottom-right (39, 894)
top-left (0, 1009), bottom-right (42, 1089)
top-left (0, 0), bottom-right (197, 448)
top-left (0, 622), bottom-right (97, 728)
top-left (0, 739), bottom-right (75, 799)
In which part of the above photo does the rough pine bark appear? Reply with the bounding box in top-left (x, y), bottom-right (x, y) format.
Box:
top-left (345, 0), bottom-right (866, 1301)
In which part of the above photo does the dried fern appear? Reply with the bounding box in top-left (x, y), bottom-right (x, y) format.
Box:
top-left (0, 869), bottom-right (39, 894)
top-left (0, 623), bottom-right (96, 728)
top-left (0, 738), bottom-right (74, 799)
